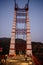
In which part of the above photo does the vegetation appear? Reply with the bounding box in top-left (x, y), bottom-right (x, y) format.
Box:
top-left (0, 38), bottom-right (43, 64)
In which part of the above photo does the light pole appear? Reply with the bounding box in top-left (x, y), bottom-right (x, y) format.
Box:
top-left (5, 55), bottom-right (7, 65)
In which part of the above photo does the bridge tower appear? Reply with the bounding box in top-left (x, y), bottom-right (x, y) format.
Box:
top-left (9, 0), bottom-right (32, 57)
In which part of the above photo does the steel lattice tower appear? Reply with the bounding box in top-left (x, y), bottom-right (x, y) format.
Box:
top-left (9, 0), bottom-right (32, 56)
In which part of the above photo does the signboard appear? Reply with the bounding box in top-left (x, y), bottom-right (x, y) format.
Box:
top-left (0, 48), bottom-right (2, 52)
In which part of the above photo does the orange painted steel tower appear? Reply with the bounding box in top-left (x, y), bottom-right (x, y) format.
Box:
top-left (9, 0), bottom-right (32, 56)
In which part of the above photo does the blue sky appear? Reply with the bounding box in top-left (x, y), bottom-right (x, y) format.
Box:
top-left (0, 0), bottom-right (43, 42)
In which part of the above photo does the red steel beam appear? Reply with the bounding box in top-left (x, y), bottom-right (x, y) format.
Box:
top-left (17, 18), bottom-right (26, 23)
top-left (17, 13), bottom-right (26, 16)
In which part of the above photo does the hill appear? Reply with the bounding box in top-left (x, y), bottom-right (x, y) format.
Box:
top-left (0, 38), bottom-right (43, 64)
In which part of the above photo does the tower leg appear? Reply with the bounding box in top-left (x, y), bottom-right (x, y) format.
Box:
top-left (26, 11), bottom-right (32, 56)
top-left (9, 11), bottom-right (16, 56)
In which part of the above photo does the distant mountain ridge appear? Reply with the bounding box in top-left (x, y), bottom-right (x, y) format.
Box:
top-left (0, 38), bottom-right (43, 54)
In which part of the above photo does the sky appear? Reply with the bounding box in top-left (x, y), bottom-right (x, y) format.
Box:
top-left (0, 0), bottom-right (43, 43)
